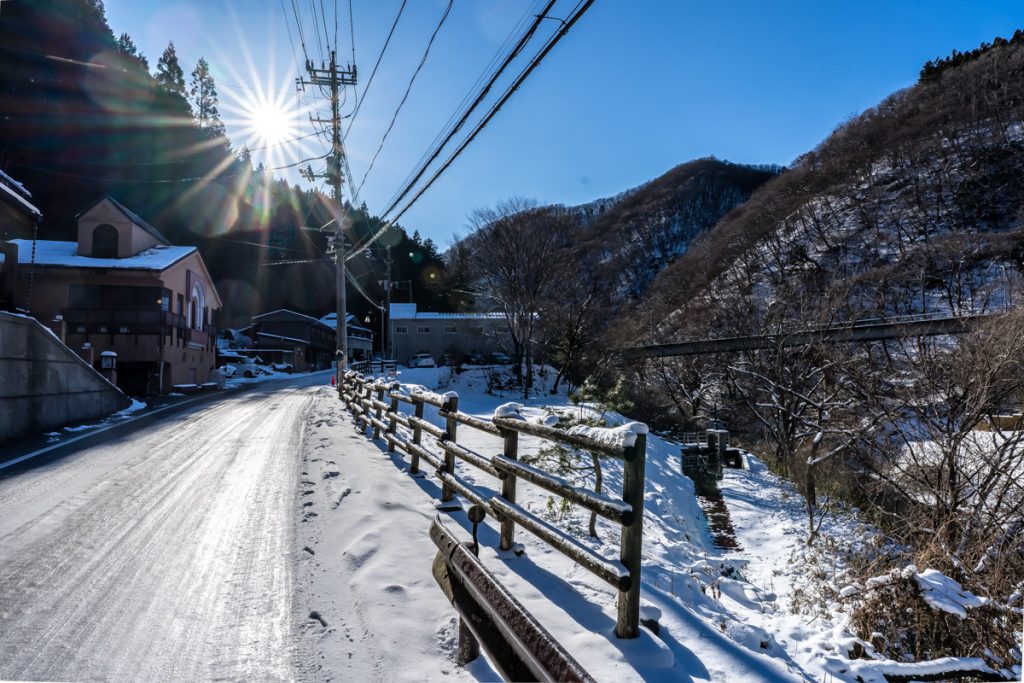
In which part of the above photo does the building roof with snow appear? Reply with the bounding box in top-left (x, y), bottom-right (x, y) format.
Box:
top-left (319, 311), bottom-right (372, 333)
top-left (0, 169), bottom-right (42, 219)
top-left (1, 239), bottom-right (197, 270)
top-left (389, 303), bottom-right (504, 320)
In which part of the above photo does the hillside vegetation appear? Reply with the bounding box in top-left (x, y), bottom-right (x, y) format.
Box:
top-left (600, 35), bottom-right (1024, 671)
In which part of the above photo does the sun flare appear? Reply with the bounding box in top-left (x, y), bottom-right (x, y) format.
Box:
top-left (248, 102), bottom-right (293, 146)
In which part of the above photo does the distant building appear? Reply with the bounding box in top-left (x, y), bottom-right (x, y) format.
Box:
top-left (1, 195), bottom-right (221, 395)
top-left (0, 170), bottom-right (43, 311)
top-left (318, 312), bottom-right (374, 361)
top-left (388, 303), bottom-right (509, 365)
top-left (244, 309), bottom-right (336, 371)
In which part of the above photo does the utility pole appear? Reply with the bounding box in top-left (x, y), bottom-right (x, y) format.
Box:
top-left (297, 50), bottom-right (356, 377)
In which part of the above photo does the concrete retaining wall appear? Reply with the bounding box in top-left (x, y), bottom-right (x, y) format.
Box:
top-left (0, 311), bottom-right (131, 443)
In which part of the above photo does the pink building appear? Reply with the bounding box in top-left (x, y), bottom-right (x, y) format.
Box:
top-left (2, 195), bottom-right (222, 395)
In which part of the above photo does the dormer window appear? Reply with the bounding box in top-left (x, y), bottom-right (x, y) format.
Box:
top-left (92, 224), bottom-right (119, 258)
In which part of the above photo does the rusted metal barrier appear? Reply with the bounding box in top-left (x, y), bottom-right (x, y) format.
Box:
top-left (338, 370), bottom-right (648, 639)
top-left (430, 515), bottom-right (595, 682)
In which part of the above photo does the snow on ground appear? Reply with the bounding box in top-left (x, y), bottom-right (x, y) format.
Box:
top-left (295, 384), bottom-right (496, 682)
top-left (320, 367), bottom-right (818, 679)
top-left (317, 365), bottom-right (1020, 681)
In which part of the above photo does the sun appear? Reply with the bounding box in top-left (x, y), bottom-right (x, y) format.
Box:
top-left (238, 93), bottom-right (301, 150)
top-left (247, 102), bottom-right (293, 146)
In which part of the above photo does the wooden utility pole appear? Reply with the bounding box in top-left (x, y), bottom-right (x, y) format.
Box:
top-left (297, 51), bottom-right (356, 374)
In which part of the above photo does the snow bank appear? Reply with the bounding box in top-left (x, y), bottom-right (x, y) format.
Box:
top-left (568, 421), bottom-right (649, 449)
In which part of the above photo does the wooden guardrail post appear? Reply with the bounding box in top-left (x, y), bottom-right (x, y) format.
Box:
top-left (373, 383), bottom-right (385, 440)
top-left (410, 396), bottom-right (424, 474)
top-left (616, 432), bottom-right (646, 639)
top-left (499, 427), bottom-right (518, 551)
top-left (441, 394), bottom-right (458, 502)
top-left (387, 388), bottom-right (399, 453)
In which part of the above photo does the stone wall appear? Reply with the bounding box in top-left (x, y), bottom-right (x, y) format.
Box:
top-left (0, 311), bottom-right (131, 442)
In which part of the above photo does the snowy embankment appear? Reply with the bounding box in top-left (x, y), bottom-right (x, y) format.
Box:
top-left (309, 366), bottom-right (1021, 681)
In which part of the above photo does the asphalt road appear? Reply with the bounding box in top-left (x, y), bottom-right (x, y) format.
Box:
top-left (0, 373), bottom-right (330, 681)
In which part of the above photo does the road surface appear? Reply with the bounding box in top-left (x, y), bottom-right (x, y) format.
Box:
top-left (0, 375), bottom-right (324, 681)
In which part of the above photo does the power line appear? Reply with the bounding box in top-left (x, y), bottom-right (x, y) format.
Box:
top-left (380, 0), bottom-right (557, 219)
top-left (344, 0), bottom-right (407, 139)
top-left (345, 0), bottom-right (595, 262)
top-left (355, 0), bottom-right (454, 196)
top-left (387, 0), bottom-right (539, 207)
top-left (386, 0), bottom-right (595, 225)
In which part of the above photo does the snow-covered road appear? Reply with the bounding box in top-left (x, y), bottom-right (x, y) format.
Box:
top-left (0, 376), bottom-right (319, 680)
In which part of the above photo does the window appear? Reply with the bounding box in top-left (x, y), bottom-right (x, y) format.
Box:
top-left (188, 283), bottom-right (205, 330)
top-left (417, 326), bottom-right (431, 334)
top-left (91, 224), bottom-right (119, 258)
top-left (469, 325), bottom-right (484, 335)
top-left (395, 326), bottom-right (407, 334)
top-left (443, 325), bottom-right (457, 334)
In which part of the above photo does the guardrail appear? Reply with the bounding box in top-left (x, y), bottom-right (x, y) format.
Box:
top-left (339, 370), bottom-right (648, 639)
top-left (430, 515), bottom-right (595, 681)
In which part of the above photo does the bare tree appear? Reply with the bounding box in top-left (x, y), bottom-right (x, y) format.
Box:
top-left (465, 198), bottom-right (567, 397)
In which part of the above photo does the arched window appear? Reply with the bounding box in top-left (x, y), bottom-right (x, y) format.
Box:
top-left (188, 282), bottom-right (205, 330)
top-left (92, 224), bottom-right (119, 258)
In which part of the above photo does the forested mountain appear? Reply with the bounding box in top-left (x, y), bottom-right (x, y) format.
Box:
top-left (623, 31), bottom-right (1024, 344)
top-left (601, 35), bottom-right (1024, 668)
top-left (0, 0), bottom-right (445, 327)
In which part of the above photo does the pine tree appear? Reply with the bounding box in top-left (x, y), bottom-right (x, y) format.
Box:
top-left (189, 57), bottom-right (225, 138)
top-left (115, 32), bottom-right (148, 70)
top-left (155, 41), bottom-right (186, 97)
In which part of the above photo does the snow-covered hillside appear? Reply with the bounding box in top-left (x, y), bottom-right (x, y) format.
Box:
top-left (302, 367), bottom-right (1022, 681)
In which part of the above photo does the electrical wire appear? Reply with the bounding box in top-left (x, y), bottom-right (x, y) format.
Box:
top-left (380, 0), bottom-right (557, 219)
top-left (345, 0), bottom-right (594, 262)
top-left (343, 0), bottom-right (407, 139)
top-left (386, 0), bottom-right (594, 226)
top-left (386, 0), bottom-right (539, 207)
top-left (354, 0), bottom-right (454, 196)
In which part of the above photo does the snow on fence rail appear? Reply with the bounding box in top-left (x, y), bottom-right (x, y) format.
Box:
top-left (338, 370), bottom-right (648, 640)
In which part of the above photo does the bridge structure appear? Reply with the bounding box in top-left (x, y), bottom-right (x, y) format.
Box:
top-left (619, 310), bottom-right (999, 360)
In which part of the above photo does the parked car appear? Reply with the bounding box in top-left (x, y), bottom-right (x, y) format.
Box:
top-left (486, 352), bottom-right (511, 364)
top-left (218, 353), bottom-right (261, 378)
top-left (409, 353), bottom-right (437, 368)
top-left (272, 362), bottom-right (294, 374)
top-left (439, 353), bottom-right (456, 366)
top-left (463, 353), bottom-right (485, 365)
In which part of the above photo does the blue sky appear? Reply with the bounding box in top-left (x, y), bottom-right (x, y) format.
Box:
top-left (104, 0), bottom-right (1023, 245)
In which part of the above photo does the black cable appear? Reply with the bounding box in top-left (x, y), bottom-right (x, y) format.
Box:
top-left (386, 0), bottom-right (538, 206)
top-left (355, 0), bottom-right (454, 196)
top-left (380, 0), bottom-right (556, 218)
top-left (343, 0), bottom-right (407, 139)
top-left (387, 0), bottom-right (594, 225)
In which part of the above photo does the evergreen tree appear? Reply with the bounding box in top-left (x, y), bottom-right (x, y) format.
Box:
top-left (115, 32), bottom-right (148, 70)
top-left (189, 57), bottom-right (225, 137)
top-left (155, 41), bottom-right (186, 97)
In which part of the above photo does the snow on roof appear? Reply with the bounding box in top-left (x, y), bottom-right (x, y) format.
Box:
top-left (6, 239), bottom-right (195, 270)
top-left (319, 312), bottom-right (371, 333)
top-left (389, 302), bottom-right (504, 320)
top-left (0, 172), bottom-right (42, 219)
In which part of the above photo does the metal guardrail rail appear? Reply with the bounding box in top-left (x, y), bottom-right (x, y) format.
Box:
top-left (338, 370), bottom-right (648, 641)
top-left (430, 515), bottom-right (596, 682)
